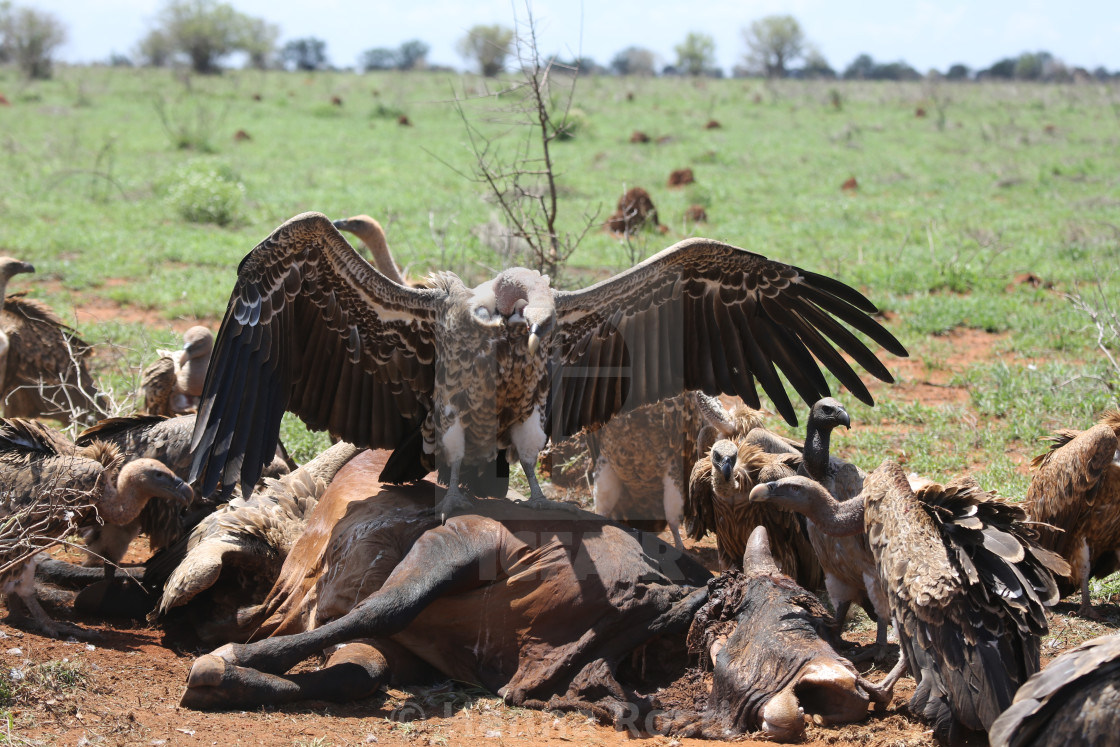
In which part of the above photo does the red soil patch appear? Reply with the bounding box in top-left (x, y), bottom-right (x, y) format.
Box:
top-left (233, 129), bottom-right (251, 142)
top-left (605, 186), bottom-right (660, 235)
top-left (915, 106), bottom-right (927, 118)
top-left (330, 95), bottom-right (343, 107)
top-left (841, 176), bottom-right (859, 191)
top-left (397, 114), bottom-right (412, 126)
top-left (668, 168), bottom-right (695, 187)
top-left (1006, 272), bottom-right (1053, 292)
top-left (251, 93), bottom-right (261, 102)
top-left (1044, 123), bottom-right (1057, 135)
top-left (629, 130), bottom-right (650, 143)
top-left (703, 119), bottom-right (721, 129)
top-left (0, 93), bottom-right (10, 106)
top-left (625, 91), bottom-right (635, 101)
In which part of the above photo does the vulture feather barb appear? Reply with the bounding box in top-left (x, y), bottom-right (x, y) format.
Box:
top-left (989, 632), bottom-right (1120, 747)
top-left (0, 257), bottom-right (103, 425)
top-left (190, 212), bottom-right (908, 520)
top-left (1024, 409), bottom-right (1120, 618)
top-left (0, 418), bottom-right (192, 637)
top-left (750, 462), bottom-right (1069, 745)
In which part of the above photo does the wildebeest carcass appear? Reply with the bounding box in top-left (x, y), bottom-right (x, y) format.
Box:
top-left (175, 450), bottom-right (882, 739)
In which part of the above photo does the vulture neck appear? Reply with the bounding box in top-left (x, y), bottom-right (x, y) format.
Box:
top-left (298, 441), bottom-right (361, 485)
top-left (799, 481), bottom-right (865, 537)
top-left (358, 222), bottom-right (406, 286)
top-left (803, 418), bottom-right (832, 483)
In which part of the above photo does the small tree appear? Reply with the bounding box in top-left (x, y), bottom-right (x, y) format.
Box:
top-left (674, 32), bottom-right (715, 76)
top-left (457, 24), bottom-right (513, 77)
top-left (0, 3), bottom-right (67, 80)
top-left (141, 0), bottom-right (260, 74)
top-left (609, 46), bottom-right (656, 76)
top-left (742, 14), bottom-right (804, 78)
top-left (240, 16), bottom-right (279, 70)
top-left (946, 63), bottom-right (970, 80)
top-left (361, 47), bottom-right (397, 71)
top-left (397, 39), bottom-right (429, 70)
top-left (282, 37), bottom-right (327, 71)
top-left (800, 46), bottom-right (835, 78)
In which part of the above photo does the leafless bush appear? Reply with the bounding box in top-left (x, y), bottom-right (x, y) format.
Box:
top-left (1068, 285), bottom-right (1120, 404)
top-left (448, 4), bottom-right (599, 283)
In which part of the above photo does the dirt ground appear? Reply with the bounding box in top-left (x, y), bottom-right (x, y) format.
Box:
top-left (4, 310), bottom-right (1118, 746)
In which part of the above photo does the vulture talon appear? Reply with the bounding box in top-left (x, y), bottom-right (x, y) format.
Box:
top-left (521, 495), bottom-right (579, 513)
top-left (433, 489), bottom-right (476, 523)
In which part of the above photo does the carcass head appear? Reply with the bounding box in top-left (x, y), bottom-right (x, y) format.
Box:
top-left (688, 526), bottom-right (872, 741)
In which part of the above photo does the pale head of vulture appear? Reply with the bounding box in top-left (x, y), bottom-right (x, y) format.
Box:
top-left (0, 257), bottom-right (36, 298)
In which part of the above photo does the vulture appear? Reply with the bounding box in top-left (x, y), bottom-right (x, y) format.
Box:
top-left (686, 409), bottom-right (824, 588)
top-left (750, 461), bottom-right (1069, 745)
top-left (585, 391), bottom-right (740, 549)
top-left (189, 211), bottom-right (908, 520)
top-left (989, 632), bottom-right (1120, 747)
top-left (0, 257), bottom-right (103, 425)
top-left (139, 326), bottom-right (214, 417)
top-left (796, 398), bottom-right (889, 654)
top-left (73, 414), bottom-right (293, 576)
top-left (0, 418), bottom-right (192, 637)
top-left (1024, 409), bottom-right (1120, 618)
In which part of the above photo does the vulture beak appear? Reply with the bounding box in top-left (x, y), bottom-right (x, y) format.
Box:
top-left (331, 218), bottom-right (352, 232)
top-left (748, 483), bottom-right (771, 503)
top-left (173, 480), bottom-right (194, 506)
top-left (720, 460), bottom-right (733, 482)
top-left (528, 323), bottom-right (541, 355)
top-left (838, 408), bottom-right (851, 429)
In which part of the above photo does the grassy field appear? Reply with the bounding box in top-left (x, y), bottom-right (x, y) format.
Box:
top-left (1, 65), bottom-right (1119, 497)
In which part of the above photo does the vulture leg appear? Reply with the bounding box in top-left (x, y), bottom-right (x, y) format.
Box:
top-left (6, 590), bottom-right (98, 641)
top-left (859, 648), bottom-right (908, 708)
top-left (182, 518), bottom-right (494, 708)
top-left (1075, 538), bottom-right (1102, 620)
top-left (432, 461), bottom-right (475, 523)
top-left (663, 469), bottom-right (685, 551)
top-left (0, 330), bottom-right (8, 398)
top-left (512, 409), bottom-right (576, 513)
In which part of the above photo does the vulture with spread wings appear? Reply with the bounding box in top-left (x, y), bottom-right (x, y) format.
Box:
top-left (190, 212), bottom-right (907, 517)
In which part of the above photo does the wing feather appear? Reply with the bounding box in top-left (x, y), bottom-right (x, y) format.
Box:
top-left (551, 238), bottom-right (906, 437)
top-left (190, 212), bottom-right (443, 497)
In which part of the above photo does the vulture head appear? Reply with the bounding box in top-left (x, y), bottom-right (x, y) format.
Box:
top-left (709, 439), bottom-right (741, 489)
top-left (178, 326), bottom-right (214, 399)
top-left (690, 526), bottom-right (874, 740)
top-left (0, 257), bottom-right (35, 298)
top-left (95, 453), bottom-right (194, 526)
top-left (810, 397), bottom-right (850, 431)
top-left (182, 326), bottom-right (214, 361)
top-left (471, 268), bottom-right (555, 355)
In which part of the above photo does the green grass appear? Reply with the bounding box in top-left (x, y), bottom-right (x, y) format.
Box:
top-left (1, 66), bottom-right (1118, 499)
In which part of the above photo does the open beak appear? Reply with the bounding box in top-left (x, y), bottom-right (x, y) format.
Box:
top-left (528, 323), bottom-right (541, 355)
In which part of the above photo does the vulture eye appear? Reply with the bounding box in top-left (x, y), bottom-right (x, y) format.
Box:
top-left (474, 307), bottom-right (492, 321)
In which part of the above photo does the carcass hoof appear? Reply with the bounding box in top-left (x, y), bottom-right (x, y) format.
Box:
top-left (181, 655), bottom-right (230, 709)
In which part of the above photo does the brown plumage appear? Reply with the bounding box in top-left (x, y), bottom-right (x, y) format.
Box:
top-left (0, 418), bottom-right (192, 637)
top-left (189, 212), bottom-right (908, 522)
top-left (989, 632), bottom-right (1120, 747)
top-left (74, 413), bottom-right (293, 571)
top-left (139, 326), bottom-right (214, 417)
top-left (751, 462), bottom-right (1069, 745)
top-left (586, 391), bottom-right (738, 549)
top-left (155, 441), bottom-right (361, 642)
top-left (1024, 409), bottom-right (1120, 618)
top-left (687, 416), bottom-right (824, 589)
top-left (0, 257), bottom-right (103, 425)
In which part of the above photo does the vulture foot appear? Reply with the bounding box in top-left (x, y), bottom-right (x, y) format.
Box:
top-left (432, 488), bottom-right (476, 523)
top-left (847, 642), bottom-right (894, 665)
top-left (1077, 603), bottom-right (1105, 621)
top-left (6, 592), bottom-right (99, 641)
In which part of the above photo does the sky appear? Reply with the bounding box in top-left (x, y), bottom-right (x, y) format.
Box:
top-left (23, 0), bottom-right (1120, 74)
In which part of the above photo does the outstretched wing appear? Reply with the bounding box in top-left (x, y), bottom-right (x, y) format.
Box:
top-left (190, 212), bottom-right (444, 497)
top-left (549, 238), bottom-right (907, 438)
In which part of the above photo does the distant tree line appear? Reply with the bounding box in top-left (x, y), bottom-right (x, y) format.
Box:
top-left (2, 3), bottom-right (1118, 82)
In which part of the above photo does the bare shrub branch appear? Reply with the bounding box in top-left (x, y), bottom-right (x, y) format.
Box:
top-left (1067, 284), bottom-right (1120, 405)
